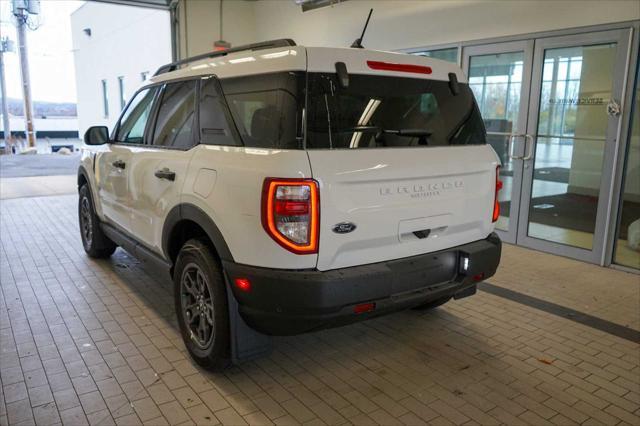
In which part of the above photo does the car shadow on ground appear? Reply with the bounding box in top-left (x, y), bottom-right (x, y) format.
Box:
top-left (89, 244), bottom-right (512, 417)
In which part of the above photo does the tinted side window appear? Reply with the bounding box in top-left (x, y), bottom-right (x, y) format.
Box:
top-left (199, 78), bottom-right (238, 146)
top-left (152, 81), bottom-right (197, 149)
top-left (220, 72), bottom-right (304, 149)
top-left (115, 87), bottom-right (157, 143)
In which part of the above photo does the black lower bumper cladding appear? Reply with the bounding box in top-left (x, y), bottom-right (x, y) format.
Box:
top-left (223, 233), bottom-right (501, 335)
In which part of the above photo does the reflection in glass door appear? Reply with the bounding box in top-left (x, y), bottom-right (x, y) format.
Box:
top-left (519, 30), bottom-right (630, 263)
top-left (527, 44), bottom-right (616, 250)
top-left (463, 41), bottom-right (533, 244)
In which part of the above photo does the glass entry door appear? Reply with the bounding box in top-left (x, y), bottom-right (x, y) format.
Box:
top-left (464, 29), bottom-right (631, 263)
top-left (518, 30), bottom-right (631, 263)
top-left (462, 41), bottom-right (533, 244)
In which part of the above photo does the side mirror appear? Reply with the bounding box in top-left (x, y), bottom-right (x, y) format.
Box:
top-left (84, 126), bottom-right (109, 145)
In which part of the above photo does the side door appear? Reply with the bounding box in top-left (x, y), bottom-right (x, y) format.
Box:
top-left (96, 87), bottom-right (158, 233)
top-left (128, 79), bottom-right (198, 253)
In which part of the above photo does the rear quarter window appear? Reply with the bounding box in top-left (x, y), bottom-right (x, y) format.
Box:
top-left (220, 72), bottom-right (304, 149)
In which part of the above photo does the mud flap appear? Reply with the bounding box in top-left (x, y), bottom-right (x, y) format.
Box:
top-left (224, 276), bottom-right (272, 364)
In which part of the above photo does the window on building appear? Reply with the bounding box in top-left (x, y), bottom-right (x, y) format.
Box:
top-left (115, 87), bottom-right (158, 144)
top-left (199, 77), bottom-right (239, 146)
top-left (152, 81), bottom-right (197, 149)
top-left (412, 47), bottom-right (459, 64)
top-left (538, 50), bottom-right (585, 137)
top-left (141, 71), bottom-right (149, 81)
top-left (118, 76), bottom-right (126, 110)
top-left (468, 52), bottom-right (524, 129)
top-left (101, 79), bottom-right (109, 118)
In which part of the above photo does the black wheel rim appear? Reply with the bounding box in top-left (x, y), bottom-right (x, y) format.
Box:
top-left (180, 263), bottom-right (215, 349)
top-left (80, 197), bottom-right (93, 247)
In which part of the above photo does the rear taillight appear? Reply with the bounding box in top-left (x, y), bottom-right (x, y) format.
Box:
top-left (492, 166), bottom-right (503, 223)
top-left (262, 178), bottom-right (319, 254)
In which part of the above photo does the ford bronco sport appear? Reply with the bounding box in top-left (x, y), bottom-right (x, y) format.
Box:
top-left (78, 39), bottom-right (502, 369)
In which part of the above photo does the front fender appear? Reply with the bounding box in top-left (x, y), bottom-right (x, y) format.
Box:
top-left (77, 161), bottom-right (105, 221)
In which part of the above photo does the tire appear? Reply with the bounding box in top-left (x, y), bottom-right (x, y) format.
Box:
top-left (78, 184), bottom-right (117, 258)
top-left (412, 295), bottom-right (451, 311)
top-left (174, 239), bottom-right (231, 370)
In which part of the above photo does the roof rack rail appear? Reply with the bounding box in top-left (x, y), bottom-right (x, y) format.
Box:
top-left (153, 38), bottom-right (297, 76)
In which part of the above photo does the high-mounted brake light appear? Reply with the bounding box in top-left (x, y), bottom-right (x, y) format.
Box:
top-left (492, 166), bottom-right (503, 223)
top-left (262, 178), bottom-right (319, 254)
top-left (366, 60), bottom-right (432, 75)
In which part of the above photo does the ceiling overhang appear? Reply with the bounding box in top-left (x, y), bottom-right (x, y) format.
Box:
top-left (89, 0), bottom-right (172, 10)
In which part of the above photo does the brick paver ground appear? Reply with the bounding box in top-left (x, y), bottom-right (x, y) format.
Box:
top-left (1, 194), bottom-right (639, 425)
top-left (491, 245), bottom-right (640, 330)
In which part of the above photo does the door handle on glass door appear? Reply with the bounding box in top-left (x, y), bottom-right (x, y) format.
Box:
top-left (155, 168), bottom-right (176, 181)
top-left (522, 134), bottom-right (535, 161)
top-left (508, 134), bottom-right (525, 160)
top-left (112, 160), bottom-right (126, 169)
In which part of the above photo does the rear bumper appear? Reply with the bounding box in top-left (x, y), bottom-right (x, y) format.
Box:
top-left (223, 233), bottom-right (501, 335)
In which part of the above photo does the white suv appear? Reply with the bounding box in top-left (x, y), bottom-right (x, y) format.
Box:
top-left (78, 39), bottom-right (502, 369)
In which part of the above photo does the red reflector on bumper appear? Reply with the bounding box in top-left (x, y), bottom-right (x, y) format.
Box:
top-left (234, 278), bottom-right (251, 292)
top-left (473, 273), bottom-right (485, 282)
top-left (354, 302), bottom-right (375, 314)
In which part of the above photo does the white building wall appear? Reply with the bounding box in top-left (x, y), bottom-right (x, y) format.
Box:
top-left (71, 2), bottom-right (172, 136)
top-left (6, 116), bottom-right (79, 133)
top-left (177, 0), bottom-right (256, 58)
top-left (178, 0), bottom-right (639, 56)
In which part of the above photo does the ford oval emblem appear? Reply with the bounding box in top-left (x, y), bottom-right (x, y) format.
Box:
top-left (333, 222), bottom-right (356, 234)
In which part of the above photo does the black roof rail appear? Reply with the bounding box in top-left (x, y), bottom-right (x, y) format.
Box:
top-left (153, 38), bottom-right (297, 76)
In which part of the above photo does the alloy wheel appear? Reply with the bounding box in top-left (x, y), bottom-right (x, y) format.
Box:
top-left (180, 263), bottom-right (215, 349)
top-left (80, 197), bottom-right (93, 247)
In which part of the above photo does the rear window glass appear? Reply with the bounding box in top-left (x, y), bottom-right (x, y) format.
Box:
top-left (305, 73), bottom-right (486, 149)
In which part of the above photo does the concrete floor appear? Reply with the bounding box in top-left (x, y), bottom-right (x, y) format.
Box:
top-left (0, 153), bottom-right (79, 200)
top-left (0, 176), bottom-right (77, 201)
top-left (0, 192), bottom-right (638, 426)
top-left (0, 154), bottom-right (80, 179)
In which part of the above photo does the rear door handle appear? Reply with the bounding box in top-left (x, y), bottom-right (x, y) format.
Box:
top-left (154, 168), bottom-right (176, 181)
top-left (112, 160), bottom-right (126, 169)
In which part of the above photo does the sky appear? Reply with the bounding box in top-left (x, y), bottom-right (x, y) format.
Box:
top-left (1, 0), bottom-right (84, 103)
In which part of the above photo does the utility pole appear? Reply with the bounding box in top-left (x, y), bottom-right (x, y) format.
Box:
top-left (0, 37), bottom-right (15, 154)
top-left (11, 0), bottom-right (39, 149)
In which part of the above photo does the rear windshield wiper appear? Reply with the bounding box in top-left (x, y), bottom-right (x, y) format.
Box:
top-left (337, 126), bottom-right (432, 137)
top-left (385, 128), bottom-right (432, 137)
top-left (336, 125), bottom-right (380, 133)
top-left (338, 126), bottom-right (433, 147)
